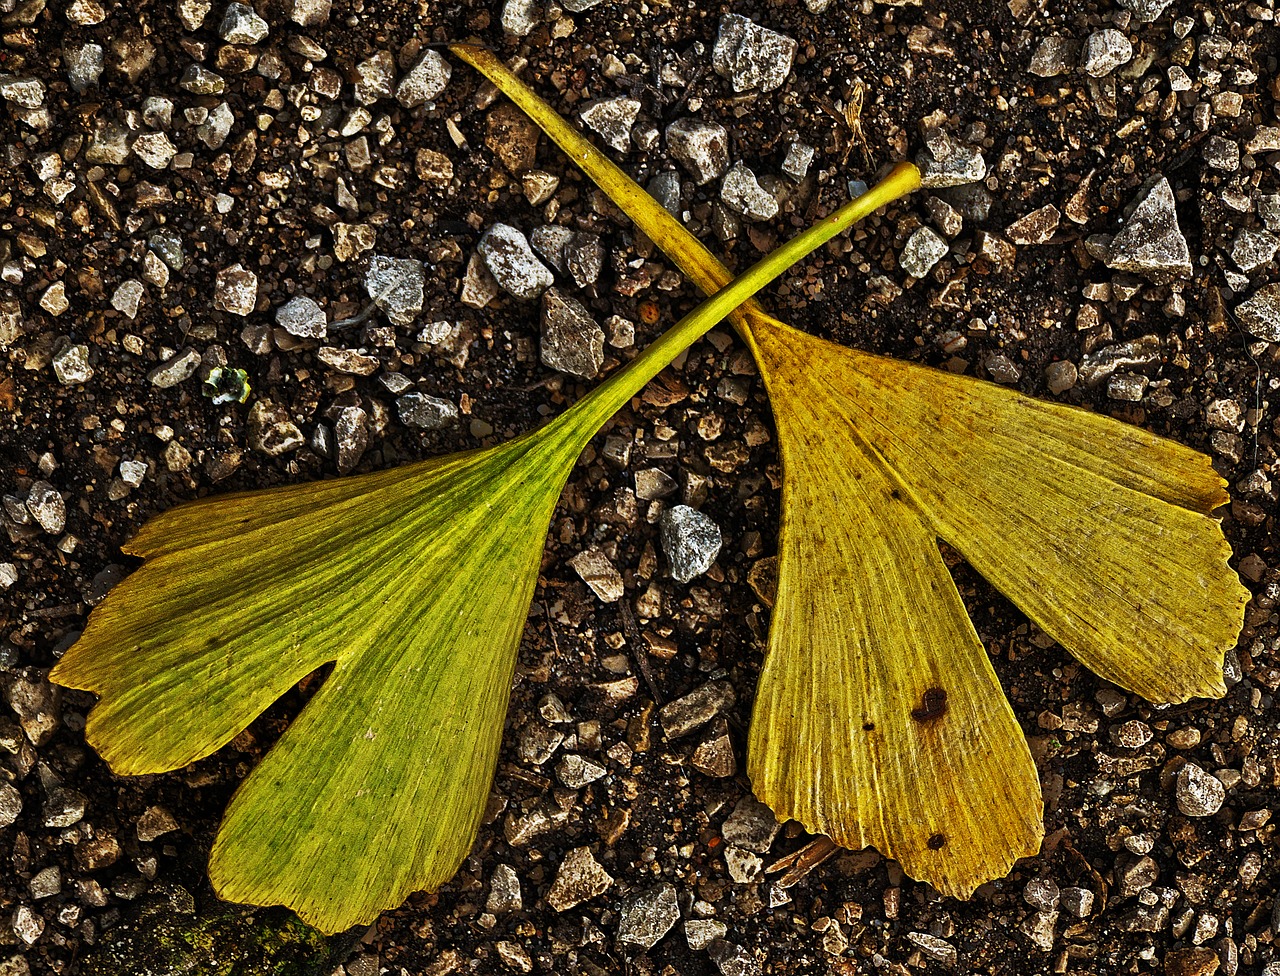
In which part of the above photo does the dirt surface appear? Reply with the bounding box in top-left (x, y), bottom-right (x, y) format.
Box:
top-left (2, 0), bottom-right (1279, 973)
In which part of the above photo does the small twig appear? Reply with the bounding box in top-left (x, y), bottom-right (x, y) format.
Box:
top-left (619, 598), bottom-right (663, 705)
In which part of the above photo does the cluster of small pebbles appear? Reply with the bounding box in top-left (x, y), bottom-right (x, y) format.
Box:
top-left (1, 0), bottom-right (1278, 974)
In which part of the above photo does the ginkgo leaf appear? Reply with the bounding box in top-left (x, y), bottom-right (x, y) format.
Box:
top-left (50, 166), bottom-right (917, 933)
top-left (455, 43), bottom-right (1248, 898)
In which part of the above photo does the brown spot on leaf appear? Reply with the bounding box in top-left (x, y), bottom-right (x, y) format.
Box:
top-left (911, 687), bottom-right (947, 723)
top-left (927, 832), bottom-right (946, 850)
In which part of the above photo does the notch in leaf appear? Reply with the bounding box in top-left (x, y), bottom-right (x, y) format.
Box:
top-left (453, 42), bottom-right (1249, 898)
top-left (49, 166), bottom-right (919, 934)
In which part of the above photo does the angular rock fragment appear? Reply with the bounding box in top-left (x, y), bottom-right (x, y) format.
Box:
top-left (666, 119), bottom-right (730, 185)
top-left (579, 96), bottom-right (641, 153)
top-left (479, 223), bottom-right (553, 300)
top-left (660, 505), bottom-right (722, 582)
top-left (1105, 177), bottom-right (1191, 282)
top-left (540, 288), bottom-right (605, 379)
top-left (712, 13), bottom-right (797, 93)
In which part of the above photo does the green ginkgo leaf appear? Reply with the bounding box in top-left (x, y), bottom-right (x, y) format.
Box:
top-left (50, 163), bottom-right (919, 933)
top-left (453, 42), bottom-right (1248, 898)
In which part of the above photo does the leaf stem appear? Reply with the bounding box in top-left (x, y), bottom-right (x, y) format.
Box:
top-left (547, 164), bottom-right (921, 445)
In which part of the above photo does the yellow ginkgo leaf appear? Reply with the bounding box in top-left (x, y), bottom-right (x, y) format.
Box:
top-left (454, 42), bottom-right (1248, 898)
top-left (50, 164), bottom-right (918, 933)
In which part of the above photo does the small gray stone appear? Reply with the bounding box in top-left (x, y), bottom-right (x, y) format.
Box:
top-left (1231, 230), bottom-right (1280, 273)
top-left (334, 406), bottom-right (368, 474)
top-left (1203, 135), bottom-right (1239, 172)
top-left (635, 468), bottom-right (678, 501)
top-left (275, 296), bottom-right (326, 339)
top-left (365, 256), bottom-right (425, 326)
top-left (1029, 36), bottom-right (1074, 77)
top-left (12, 906), bottom-right (42, 946)
top-left (119, 460), bottom-right (147, 487)
top-left (1078, 335), bottom-right (1162, 386)
top-left (148, 348), bottom-right (201, 387)
top-left (218, 2), bottom-right (269, 44)
top-left (564, 233), bottom-right (605, 289)
top-left (647, 171), bottom-right (682, 214)
top-left (179, 64), bottom-right (226, 95)
top-left (25, 483), bottom-right (66, 535)
top-left (1176, 763), bottom-right (1225, 817)
top-left (501, 0), bottom-right (540, 36)
top-left (487, 864), bottom-right (522, 913)
top-left (1107, 372), bottom-right (1148, 402)
top-left (135, 806), bottom-right (178, 842)
top-left (660, 505), bottom-right (722, 582)
top-left (1236, 284), bottom-right (1280, 342)
top-left (396, 50), bottom-right (451, 108)
top-left (547, 847), bottom-right (613, 911)
top-left (288, 0), bottom-right (329, 26)
top-left (0, 77), bottom-right (45, 108)
top-left (1117, 0), bottom-right (1174, 22)
top-left (111, 280), bottom-right (145, 320)
top-left (1105, 177), bottom-right (1191, 282)
top-left (42, 786), bottom-right (86, 828)
top-left (1115, 854), bottom-right (1159, 897)
top-left (721, 795), bottom-right (780, 853)
top-left (132, 131), bottom-right (176, 169)
top-left (1024, 877), bottom-right (1060, 910)
top-left (247, 400), bottom-right (305, 456)
top-left (480, 223), bottom-right (553, 300)
top-left (178, 0), bottom-right (212, 29)
top-left (556, 753), bottom-right (607, 789)
top-left (568, 547), bottom-right (624, 603)
top-left (460, 254), bottom-right (499, 309)
top-left (1059, 886), bottom-right (1094, 918)
top-left (52, 344), bottom-right (93, 385)
top-left (1081, 29), bottom-right (1133, 77)
top-left (781, 141), bottom-right (815, 182)
top-left (685, 919), bottom-right (728, 951)
top-left (530, 225), bottom-right (574, 272)
top-left (28, 867), bottom-right (60, 900)
top-left (709, 941), bottom-right (762, 976)
top-left (711, 13), bottom-right (796, 93)
top-left (0, 784), bottom-right (21, 828)
top-left (1006, 205), bottom-right (1061, 245)
top-left (541, 289), bottom-right (605, 379)
top-left (900, 226), bottom-right (949, 278)
top-left (618, 884), bottom-right (680, 949)
top-left (354, 50), bottom-right (395, 105)
top-left (659, 680), bottom-right (735, 739)
top-left (197, 102), bottom-right (235, 149)
top-left (397, 393), bottom-right (458, 430)
top-left (1044, 360), bottom-right (1077, 394)
top-left (580, 97), bottom-right (641, 153)
top-left (5, 675), bottom-right (60, 744)
top-left (724, 846), bottom-right (763, 883)
top-left (720, 163), bottom-right (778, 221)
top-left (666, 119), bottom-right (730, 185)
top-left (917, 144), bottom-right (986, 188)
top-left (0, 565), bottom-right (17, 590)
top-left (906, 932), bottom-right (958, 966)
top-left (214, 263), bottom-right (258, 316)
top-left (149, 230), bottom-right (185, 271)
top-left (66, 43), bottom-right (105, 92)
top-left (1019, 910), bottom-right (1058, 951)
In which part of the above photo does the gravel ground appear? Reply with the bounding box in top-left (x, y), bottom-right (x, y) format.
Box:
top-left (2, 0), bottom-right (1279, 974)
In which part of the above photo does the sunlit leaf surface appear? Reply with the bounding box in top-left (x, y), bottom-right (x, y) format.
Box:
top-left (456, 43), bottom-right (1249, 898)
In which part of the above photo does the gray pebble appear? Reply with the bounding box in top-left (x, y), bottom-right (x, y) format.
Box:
top-left (397, 393), bottom-right (458, 430)
top-left (479, 223), bottom-right (553, 300)
top-left (917, 143), bottom-right (986, 188)
top-left (720, 162), bottom-right (778, 221)
top-left (486, 864), bottom-right (522, 913)
top-left (1059, 886), bottom-right (1094, 918)
top-left (712, 13), bottom-right (796, 93)
top-left (1081, 29), bottom-right (1133, 77)
top-left (721, 795), bottom-right (780, 853)
top-left (0, 76), bottom-right (45, 108)
top-left (1107, 372), bottom-right (1148, 402)
top-left (65, 43), bottom-right (105, 92)
top-left (647, 171), bottom-right (682, 214)
top-left (197, 102), bottom-right (235, 149)
top-left (555, 753), bottom-right (607, 789)
top-left (28, 867), bottom-right (60, 900)
top-left (541, 288), bottom-right (605, 379)
top-left (579, 96), bottom-right (641, 153)
top-left (179, 64), bottom-right (225, 95)
top-left (1229, 229), bottom-right (1279, 273)
top-left (1118, 0), bottom-right (1174, 21)
top-left (1115, 854), bottom-right (1158, 897)
top-left (781, 141), bottom-right (815, 182)
top-left (1236, 284), bottom-right (1280, 342)
top-left (1176, 763), bottom-right (1225, 817)
top-left (501, 0), bottom-right (540, 36)
top-left (52, 344), bottom-right (92, 385)
top-left (617, 884), bottom-right (680, 949)
top-left (900, 226), bottom-right (949, 278)
top-left (247, 400), bottom-right (305, 456)
top-left (112, 280), bottom-right (145, 320)
top-left (148, 348), bottom-right (202, 387)
top-left (708, 940), bottom-right (762, 976)
top-left (660, 504), bottom-right (722, 582)
top-left (1045, 360), bottom-right (1077, 394)
top-left (567, 547), bottom-right (624, 603)
top-left (0, 783), bottom-right (21, 828)
top-left (666, 119), bottom-right (730, 185)
top-left (289, 0), bottom-right (328, 26)
top-left (42, 786), bottom-right (86, 828)
top-left (1029, 36), bottom-right (1075, 78)
top-left (214, 263), bottom-right (258, 316)
top-left (564, 232), bottom-right (605, 289)
top-left (396, 50), bottom-right (451, 108)
top-left (218, 2), bottom-right (269, 44)
top-left (275, 296), bottom-right (327, 339)
top-left (546, 847), bottom-right (612, 911)
top-left (1078, 335), bottom-right (1162, 386)
top-left (659, 680), bottom-right (735, 739)
top-left (25, 483), bottom-right (66, 535)
top-left (178, 0), bottom-right (211, 29)
top-left (1105, 176), bottom-right (1191, 282)
top-left (1023, 877), bottom-right (1060, 910)
top-left (530, 225), bottom-right (574, 272)
top-left (334, 406), bottom-right (368, 474)
top-left (365, 256), bottom-right (425, 326)
top-left (686, 919), bottom-right (729, 951)
top-left (5, 674), bottom-right (61, 744)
